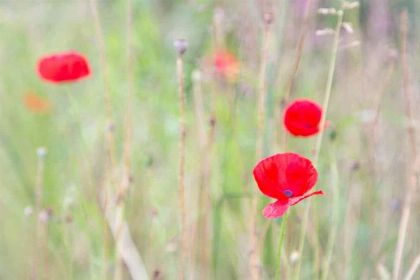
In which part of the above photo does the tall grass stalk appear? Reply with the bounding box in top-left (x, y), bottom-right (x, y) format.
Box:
top-left (88, 0), bottom-right (116, 276)
top-left (113, 0), bottom-right (135, 278)
top-left (321, 152), bottom-right (339, 280)
top-left (175, 39), bottom-right (188, 280)
top-left (88, 0), bottom-right (116, 167)
top-left (34, 147), bottom-right (47, 280)
top-left (249, 11), bottom-right (273, 280)
top-left (192, 70), bottom-right (214, 279)
top-left (295, 9), bottom-right (344, 280)
top-left (392, 10), bottom-right (419, 280)
top-left (404, 254), bottom-right (420, 280)
top-left (283, 0), bottom-right (313, 102)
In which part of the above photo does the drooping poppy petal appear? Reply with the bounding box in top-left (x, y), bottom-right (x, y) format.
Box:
top-left (23, 92), bottom-right (51, 114)
top-left (284, 99), bottom-right (322, 137)
top-left (263, 199), bottom-right (290, 219)
top-left (289, 190), bottom-right (324, 206)
top-left (253, 152), bottom-right (323, 219)
top-left (37, 52), bottom-right (90, 83)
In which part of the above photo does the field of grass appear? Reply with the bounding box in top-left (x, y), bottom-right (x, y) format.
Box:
top-left (0, 0), bottom-right (419, 279)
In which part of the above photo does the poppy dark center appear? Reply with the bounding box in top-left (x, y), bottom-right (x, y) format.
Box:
top-left (283, 189), bottom-right (293, 198)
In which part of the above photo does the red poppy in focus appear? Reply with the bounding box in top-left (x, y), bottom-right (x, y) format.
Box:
top-left (37, 51), bottom-right (90, 83)
top-left (284, 99), bottom-right (322, 137)
top-left (213, 50), bottom-right (239, 81)
top-left (23, 92), bottom-right (51, 114)
top-left (253, 153), bottom-right (323, 219)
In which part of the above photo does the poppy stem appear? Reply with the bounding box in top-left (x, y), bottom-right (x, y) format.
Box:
top-left (295, 9), bottom-right (344, 280)
top-left (274, 213), bottom-right (289, 279)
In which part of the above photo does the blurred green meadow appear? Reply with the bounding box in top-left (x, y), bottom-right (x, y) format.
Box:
top-left (0, 0), bottom-right (419, 279)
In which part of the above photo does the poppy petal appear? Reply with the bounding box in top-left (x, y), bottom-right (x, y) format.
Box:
top-left (284, 99), bottom-right (322, 137)
top-left (37, 52), bottom-right (90, 83)
top-left (253, 153), bottom-right (318, 200)
top-left (285, 156), bottom-right (318, 196)
top-left (263, 199), bottom-right (290, 219)
top-left (289, 190), bottom-right (324, 206)
top-left (253, 153), bottom-right (296, 199)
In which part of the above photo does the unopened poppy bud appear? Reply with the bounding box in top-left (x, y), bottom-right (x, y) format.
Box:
top-left (263, 12), bottom-right (274, 25)
top-left (153, 269), bottom-right (163, 280)
top-left (209, 116), bottom-right (216, 127)
top-left (107, 122), bottom-right (115, 132)
top-left (214, 7), bottom-right (224, 23)
top-left (174, 39), bottom-right (188, 56)
top-left (38, 208), bottom-right (53, 224)
top-left (65, 214), bottom-right (73, 224)
top-left (351, 161), bottom-right (360, 172)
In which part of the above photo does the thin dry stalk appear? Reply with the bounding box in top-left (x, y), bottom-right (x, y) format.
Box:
top-left (175, 39), bottom-right (188, 280)
top-left (105, 198), bottom-right (149, 280)
top-left (192, 70), bottom-right (214, 279)
top-left (295, 9), bottom-right (343, 280)
top-left (113, 1), bottom-right (135, 279)
top-left (88, 0), bottom-right (116, 167)
top-left (275, 0), bottom-right (313, 151)
top-left (283, 0), bottom-right (313, 102)
top-left (404, 254), bottom-right (420, 280)
top-left (249, 11), bottom-right (273, 280)
top-left (392, 10), bottom-right (418, 280)
top-left (314, 9), bottom-right (343, 164)
top-left (34, 147), bottom-right (47, 280)
top-left (212, 7), bottom-right (225, 50)
top-left (88, 0), bottom-right (117, 275)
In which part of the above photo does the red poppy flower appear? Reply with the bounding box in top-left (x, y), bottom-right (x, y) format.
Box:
top-left (213, 50), bottom-right (239, 81)
top-left (253, 153), bottom-right (324, 219)
top-left (37, 52), bottom-right (90, 83)
top-left (284, 99), bottom-right (322, 137)
top-left (23, 92), bottom-right (51, 114)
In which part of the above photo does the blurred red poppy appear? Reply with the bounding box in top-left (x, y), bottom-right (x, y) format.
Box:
top-left (214, 50), bottom-right (239, 81)
top-left (37, 52), bottom-right (90, 83)
top-left (284, 99), bottom-right (322, 137)
top-left (253, 153), bottom-right (323, 219)
top-left (23, 92), bottom-right (51, 114)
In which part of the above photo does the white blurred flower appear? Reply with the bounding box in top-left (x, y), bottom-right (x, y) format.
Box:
top-left (316, 28), bottom-right (335, 36)
top-left (290, 251), bottom-right (300, 263)
top-left (318, 8), bottom-right (337, 15)
top-left (36, 147), bottom-right (47, 158)
top-left (24, 206), bottom-right (33, 217)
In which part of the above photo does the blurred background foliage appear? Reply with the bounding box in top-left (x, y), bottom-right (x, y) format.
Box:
top-left (0, 0), bottom-right (419, 279)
